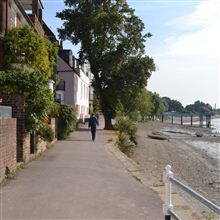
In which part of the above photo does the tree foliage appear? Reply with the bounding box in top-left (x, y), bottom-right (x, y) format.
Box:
top-left (57, 0), bottom-right (154, 129)
top-left (185, 100), bottom-right (212, 114)
top-left (118, 88), bottom-right (153, 121)
top-left (149, 92), bottom-right (165, 119)
top-left (162, 97), bottom-right (184, 112)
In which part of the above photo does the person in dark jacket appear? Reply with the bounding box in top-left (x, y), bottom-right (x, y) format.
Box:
top-left (88, 113), bottom-right (99, 141)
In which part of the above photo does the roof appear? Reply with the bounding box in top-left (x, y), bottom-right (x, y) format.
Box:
top-left (57, 56), bottom-right (79, 76)
top-left (43, 21), bottom-right (58, 43)
top-left (19, 0), bottom-right (44, 10)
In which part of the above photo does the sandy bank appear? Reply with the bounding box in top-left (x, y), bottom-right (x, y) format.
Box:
top-left (131, 121), bottom-right (220, 219)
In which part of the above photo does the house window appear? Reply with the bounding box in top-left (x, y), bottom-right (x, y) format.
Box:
top-left (10, 9), bottom-right (16, 28)
top-left (56, 93), bottom-right (64, 104)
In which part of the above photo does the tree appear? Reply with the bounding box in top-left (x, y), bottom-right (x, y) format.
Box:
top-left (57, 0), bottom-right (154, 129)
top-left (162, 97), bottom-right (184, 112)
top-left (185, 100), bottom-right (212, 114)
top-left (162, 97), bottom-right (171, 112)
top-left (120, 88), bottom-right (153, 121)
top-left (170, 100), bottom-right (183, 112)
top-left (150, 92), bottom-right (165, 119)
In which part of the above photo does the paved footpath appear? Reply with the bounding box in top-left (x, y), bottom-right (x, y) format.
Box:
top-left (0, 127), bottom-right (163, 220)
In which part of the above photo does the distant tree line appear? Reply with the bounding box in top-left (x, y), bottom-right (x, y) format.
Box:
top-left (162, 97), bottom-right (220, 115)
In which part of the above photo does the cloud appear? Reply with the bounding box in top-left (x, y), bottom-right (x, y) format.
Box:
top-left (149, 0), bottom-right (220, 107)
top-left (163, 0), bottom-right (220, 57)
top-left (167, 0), bottom-right (219, 30)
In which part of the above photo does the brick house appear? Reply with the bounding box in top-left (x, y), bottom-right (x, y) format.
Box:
top-left (0, 0), bottom-right (56, 164)
top-left (0, 0), bottom-right (45, 69)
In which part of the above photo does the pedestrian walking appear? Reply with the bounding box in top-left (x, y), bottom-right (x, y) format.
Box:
top-left (88, 113), bottom-right (99, 141)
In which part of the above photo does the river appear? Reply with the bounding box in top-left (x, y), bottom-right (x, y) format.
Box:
top-left (211, 118), bottom-right (220, 133)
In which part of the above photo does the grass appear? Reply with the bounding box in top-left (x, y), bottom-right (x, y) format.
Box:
top-left (4, 162), bottom-right (26, 180)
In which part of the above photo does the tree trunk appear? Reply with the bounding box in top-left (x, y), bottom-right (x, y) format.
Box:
top-left (103, 114), bottom-right (114, 130)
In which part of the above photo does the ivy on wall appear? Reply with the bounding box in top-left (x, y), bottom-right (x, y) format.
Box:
top-left (0, 26), bottom-right (58, 78)
top-left (0, 26), bottom-right (59, 133)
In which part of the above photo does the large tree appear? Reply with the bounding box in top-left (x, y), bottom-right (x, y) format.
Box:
top-left (57, 0), bottom-right (154, 129)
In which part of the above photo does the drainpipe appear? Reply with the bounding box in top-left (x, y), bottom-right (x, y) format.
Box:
top-left (5, 0), bottom-right (8, 34)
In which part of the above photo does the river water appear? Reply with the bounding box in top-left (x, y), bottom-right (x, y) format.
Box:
top-left (211, 118), bottom-right (220, 133)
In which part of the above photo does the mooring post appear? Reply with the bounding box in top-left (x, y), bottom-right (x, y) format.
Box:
top-left (181, 115), bottom-right (183, 125)
top-left (163, 165), bottom-right (173, 220)
top-left (191, 115), bottom-right (193, 126)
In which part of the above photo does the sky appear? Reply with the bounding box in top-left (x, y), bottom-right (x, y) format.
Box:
top-left (42, 0), bottom-right (220, 108)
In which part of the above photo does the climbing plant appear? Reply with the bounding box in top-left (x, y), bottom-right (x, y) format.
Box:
top-left (0, 69), bottom-right (57, 132)
top-left (0, 25), bottom-right (59, 134)
top-left (0, 26), bottom-right (58, 77)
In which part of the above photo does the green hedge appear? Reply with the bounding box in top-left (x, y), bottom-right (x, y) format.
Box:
top-left (37, 124), bottom-right (54, 142)
top-left (57, 105), bottom-right (77, 140)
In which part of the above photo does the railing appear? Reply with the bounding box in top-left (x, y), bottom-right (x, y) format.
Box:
top-left (163, 165), bottom-right (220, 220)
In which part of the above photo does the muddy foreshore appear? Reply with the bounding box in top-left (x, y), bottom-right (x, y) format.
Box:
top-left (131, 121), bottom-right (220, 217)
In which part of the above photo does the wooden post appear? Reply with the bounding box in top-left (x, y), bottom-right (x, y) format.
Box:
top-left (171, 115), bottom-right (173, 124)
top-left (181, 115), bottom-right (183, 125)
top-left (199, 115), bottom-right (203, 127)
top-left (191, 115), bottom-right (193, 126)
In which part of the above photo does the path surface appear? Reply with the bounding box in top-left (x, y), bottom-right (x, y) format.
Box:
top-left (0, 127), bottom-right (163, 220)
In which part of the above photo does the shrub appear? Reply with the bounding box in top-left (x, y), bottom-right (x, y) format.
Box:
top-left (57, 105), bottom-right (77, 140)
top-left (37, 124), bottom-right (54, 142)
top-left (114, 116), bottom-right (138, 156)
top-left (114, 116), bottom-right (137, 145)
top-left (0, 69), bottom-right (57, 132)
top-left (116, 133), bottom-right (134, 156)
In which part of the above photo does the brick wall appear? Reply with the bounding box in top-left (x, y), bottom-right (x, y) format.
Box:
top-left (0, 118), bottom-right (17, 182)
top-left (35, 118), bottom-right (57, 154)
top-left (0, 94), bottom-right (57, 164)
top-left (0, 94), bottom-right (28, 162)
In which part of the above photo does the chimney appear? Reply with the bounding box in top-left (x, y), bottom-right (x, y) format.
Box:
top-left (58, 49), bottom-right (73, 68)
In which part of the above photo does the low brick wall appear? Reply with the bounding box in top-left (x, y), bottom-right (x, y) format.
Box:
top-left (35, 118), bottom-right (57, 154)
top-left (0, 94), bottom-right (26, 162)
top-left (0, 118), bottom-right (17, 182)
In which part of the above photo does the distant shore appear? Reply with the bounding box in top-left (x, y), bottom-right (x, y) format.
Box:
top-left (131, 121), bottom-right (220, 218)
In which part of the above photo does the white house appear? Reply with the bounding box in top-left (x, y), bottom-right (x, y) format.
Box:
top-left (56, 50), bottom-right (90, 121)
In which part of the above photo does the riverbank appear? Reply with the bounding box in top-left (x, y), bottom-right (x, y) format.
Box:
top-left (131, 121), bottom-right (220, 218)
